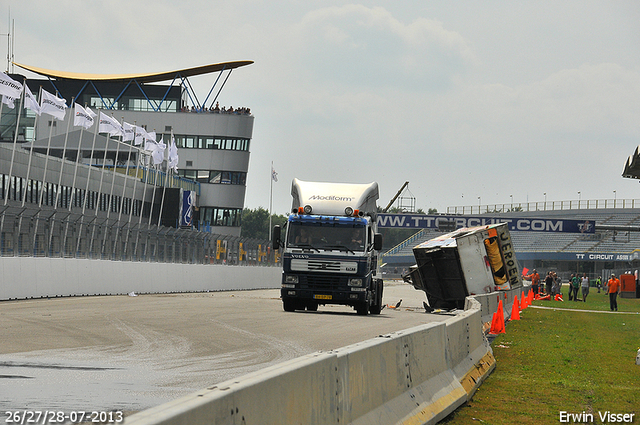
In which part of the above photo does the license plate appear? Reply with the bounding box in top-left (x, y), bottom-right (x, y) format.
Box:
top-left (314, 294), bottom-right (332, 300)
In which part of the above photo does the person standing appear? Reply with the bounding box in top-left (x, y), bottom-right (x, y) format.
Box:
top-left (608, 274), bottom-right (621, 311)
top-left (581, 273), bottom-right (590, 302)
top-left (571, 274), bottom-right (581, 301)
top-left (552, 272), bottom-right (561, 297)
top-left (568, 274), bottom-right (575, 300)
top-left (596, 276), bottom-right (602, 293)
top-left (524, 269), bottom-right (541, 294)
top-left (544, 272), bottom-right (554, 296)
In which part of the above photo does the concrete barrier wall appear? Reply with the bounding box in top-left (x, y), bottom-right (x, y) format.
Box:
top-left (341, 323), bottom-right (467, 425)
top-left (124, 294), bottom-right (500, 425)
top-left (0, 257), bottom-right (281, 300)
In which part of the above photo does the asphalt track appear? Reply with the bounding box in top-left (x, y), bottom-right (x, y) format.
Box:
top-left (0, 281), bottom-right (448, 415)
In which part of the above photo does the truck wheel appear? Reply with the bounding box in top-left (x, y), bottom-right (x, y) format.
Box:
top-left (306, 303), bottom-right (318, 312)
top-left (356, 302), bottom-right (369, 316)
top-left (369, 280), bottom-right (384, 315)
top-left (283, 299), bottom-right (296, 312)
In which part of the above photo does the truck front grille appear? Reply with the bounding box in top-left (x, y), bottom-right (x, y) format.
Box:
top-left (299, 274), bottom-right (344, 290)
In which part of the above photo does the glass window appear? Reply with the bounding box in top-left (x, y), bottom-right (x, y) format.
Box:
top-left (203, 137), bottom-right (214, 149)
top-left (209, 171), bottom-right (221, 184)
top-left (197, 170), bottom-right (209, 183)
top-left (182, 170), bottom-right (197, 180)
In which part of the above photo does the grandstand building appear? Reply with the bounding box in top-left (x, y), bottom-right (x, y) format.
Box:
top-left (0, 61), bottom-right (253, 237)
top-left (381, 202), bottom-right (640, 279)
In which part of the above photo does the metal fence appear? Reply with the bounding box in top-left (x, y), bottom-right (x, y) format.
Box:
top-left (0, 206), bottom-right (278, 266)
top-left (446, 198), bottom-right (640, 215)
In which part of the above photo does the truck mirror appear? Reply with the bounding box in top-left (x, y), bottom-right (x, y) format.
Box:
top-left (272, 225), bottom-right (281, 250)
top-left (374, 233), bottom-right (383, 251)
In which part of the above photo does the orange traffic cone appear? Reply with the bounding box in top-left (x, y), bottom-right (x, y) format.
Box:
top-left (521, 292), bottom-right (527, 310)
top-left (554, 294), bottom-right (564, 302)
top-left (528, 290), bottom-right (534, 304)
top-left (489, 311), bottom-right (506, 334)
top-left (497, 299), bottom-right (504, 319)
top-left (511, 296), bottom-right (520, 320)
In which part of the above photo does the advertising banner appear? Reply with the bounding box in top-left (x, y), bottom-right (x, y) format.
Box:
top-left (181, 190), bottom-right (196, 227)
top-left (377, 214), bottom-right (595, 233)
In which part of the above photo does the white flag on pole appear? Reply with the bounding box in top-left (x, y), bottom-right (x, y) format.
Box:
top-left (143, 130), bottom-right (157, 151)
top-left (122, 122), bottom-right (135, 142)
top-left (2, 94), bottom-right (16, 109)
top-left (151, 137), bottom-right (166, 165)
top-left (271, 166), bottom-right (278, 182)
top-left (98, 111), bottom-right (124, 136)
top-left (74, 103), bottom-right (96, 129)
top-left (24, 85), bottom-right (41, 115)
top-left (40, 89), bottom-right (67, 120)
top-left (0, 72), bottom-right (22, 99)
top-left (168, 137), bottom-right (179, 172)
top-left (134, 125), bottom-right (146, 146)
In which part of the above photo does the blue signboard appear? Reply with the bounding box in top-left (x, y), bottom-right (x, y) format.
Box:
top-left (377, 214), bottom-right (595, 233)
top-left (181, 190), bottom-right (196, 226)
top-left (516, 251), bottom-right (638, 262)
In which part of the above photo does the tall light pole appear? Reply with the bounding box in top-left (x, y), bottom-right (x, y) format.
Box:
top-left (613, 190), bottom-right (617, 208)
top-left (578, 191), bottom-right (581, 201)
top-left (544, 192), bottom-right (547, 203)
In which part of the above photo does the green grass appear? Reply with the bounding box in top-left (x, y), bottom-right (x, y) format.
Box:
top-left (442, 291), bottom-right (640, 424)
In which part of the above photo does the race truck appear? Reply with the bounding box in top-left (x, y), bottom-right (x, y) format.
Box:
top-left (272, 178), bottom-right (384, 315)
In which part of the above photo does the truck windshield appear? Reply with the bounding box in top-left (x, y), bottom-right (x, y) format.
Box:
top-left (287, 222), bottom-right (366, 252)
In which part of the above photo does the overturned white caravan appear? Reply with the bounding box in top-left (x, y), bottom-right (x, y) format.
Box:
top-left (404, 223), bottom-right (523, 310)
top-left (272, 179), bottom-right (384, 315)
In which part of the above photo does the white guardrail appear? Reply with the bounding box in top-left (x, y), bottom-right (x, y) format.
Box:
top-left (0, 257), bottom-right (281, 300)
top-left (124, 287), bottom-right (530, 425)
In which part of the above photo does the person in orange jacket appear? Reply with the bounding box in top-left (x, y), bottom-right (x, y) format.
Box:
top-left (524, 269), bottom-right (541, 294)
top-left (608, 274), bottom-right (621, 311)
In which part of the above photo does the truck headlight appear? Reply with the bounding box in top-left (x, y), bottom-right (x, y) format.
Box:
top-left (284, 275), bottom-right (298, 284)
top-left (348, 278), bottom-right (363, 287)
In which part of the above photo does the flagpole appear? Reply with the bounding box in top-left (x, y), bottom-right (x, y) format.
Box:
top-left (147, 131), bottom-right (159, 227)
top-left (0, 77), bottom-right (24, 239)
top-left (269, 161), bottom-right (273, 240)
top-left (102, 114), bottom-right (123, 258)
top-left (110, 117), bottom-right (133, 259)
top-left (17, 85), bottom-right (42, 238)
top-left (22, 86), bottom-right (42, 208)
top-left (68, 106), bottom-right (86, 212)
top-left (123, 124), bottom-right (142, 259)
top-left (89, 120), bottom-right (112, 257)
top-left (3, 81), bottom-right (24, 207)
top-left (134, 125), bottom-right (152, 259)
top-left (77, 110), bottom-right (101, 255)
top-left (63, 108), bottom-right (85, 253)
top-left (53, 96), bottom-right (73, 210)
top-left (158, 137), bottom-right (169, 228)
top-left (32, 112), bottom-right (54, 254)
top-left (48, 96), bottom-right (73, 252)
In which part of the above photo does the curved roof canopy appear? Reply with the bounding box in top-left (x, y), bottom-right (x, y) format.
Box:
top-left (13, 60), bottom-right (253, 83)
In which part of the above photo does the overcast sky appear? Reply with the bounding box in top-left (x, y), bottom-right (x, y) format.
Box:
top-left (3, 1), bottom-right (640, 214)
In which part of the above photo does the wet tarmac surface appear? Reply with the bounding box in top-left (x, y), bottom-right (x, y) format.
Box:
top-left (0, 281), bottom-right (443, 415)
